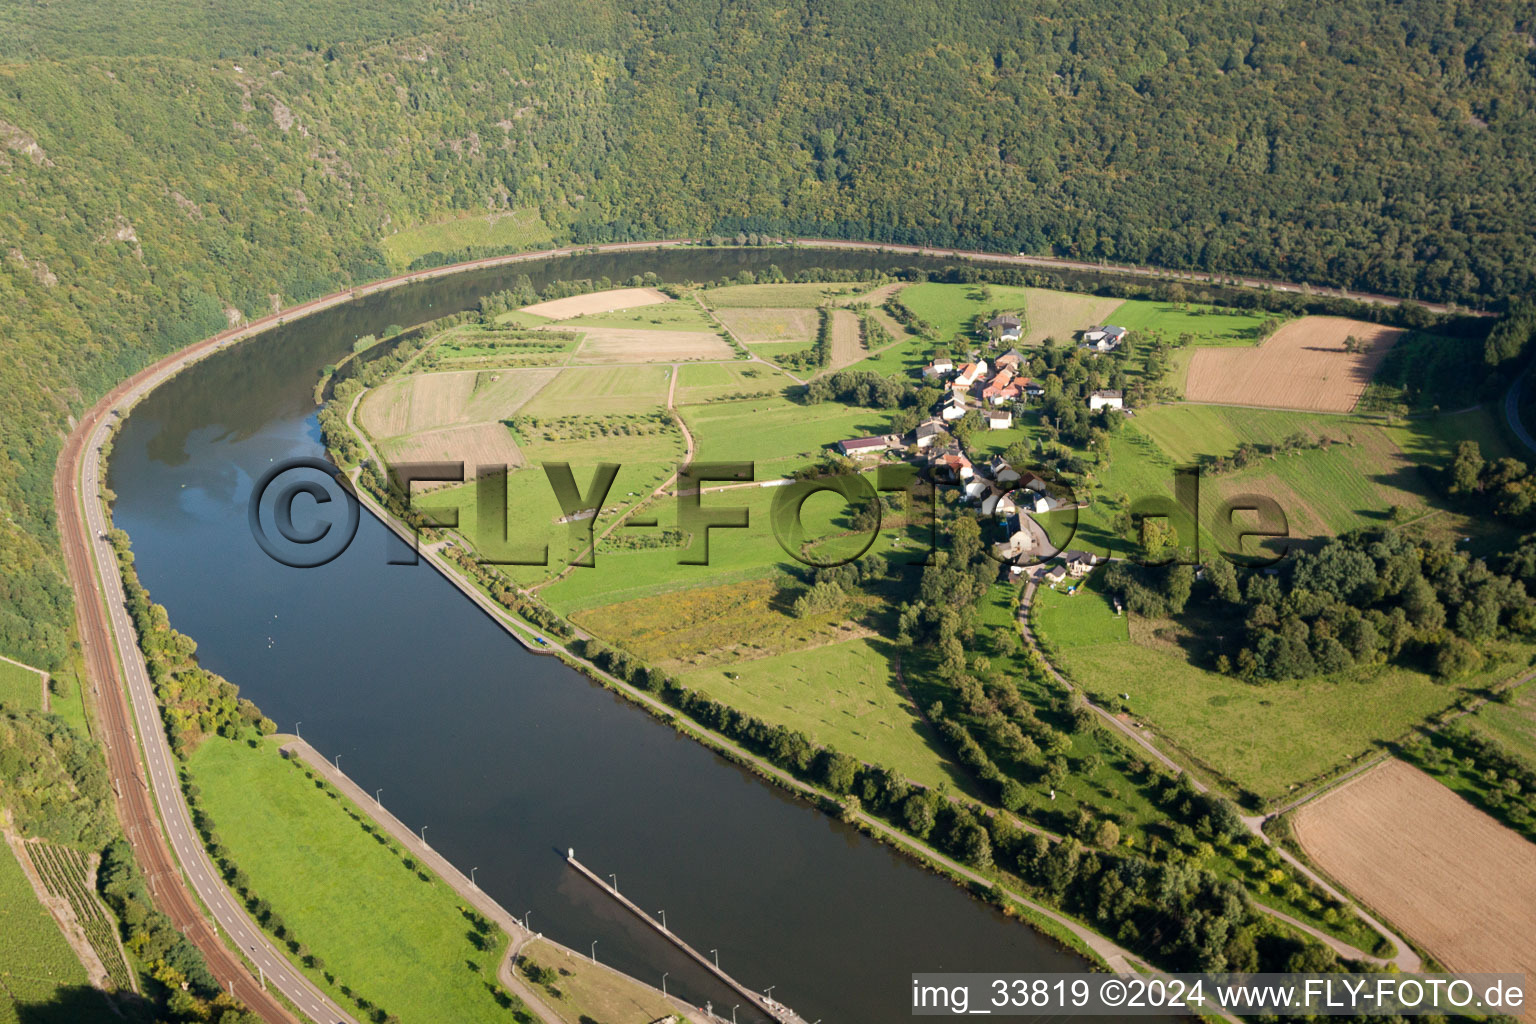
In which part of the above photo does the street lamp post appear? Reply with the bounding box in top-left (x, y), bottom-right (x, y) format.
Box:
top-left (524, 911), bottom-right (532, 931)
top-left (295, 721), bottom-right (301, 739)
top-left (657, 909), bottom-right (667, 930)
top-left (470, 866), bottom-right (478, 885)
top-left (420, 825), bottom-right (428, 843)
top-left (765, 985), bottom-right (776, 1002)
top-left (709, 948), bottom-right (719, 969)
top-left (590, 940), bottom-right (598, 963)
top-left (662, 972), bottom-right (669, 997)
top-left (334, 753), bottom-right (341, 770)
top-left (731, 1005), bottom-right (739, 1024)
top-left (375, 788), bottom-right (382, 806)
top-left (608, 872), bottom-right (617, 892)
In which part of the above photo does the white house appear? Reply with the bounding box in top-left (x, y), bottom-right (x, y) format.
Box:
top-left (953, 360), bottom-right (988, 388)
top-left (1089, 389), bottom-right (1124, 411)
top-left (941, 393), bottom-right (968, 421)
top-left (987, 456), bottom-right (1021, 483)
top-left (963, 478), bottom-right (989, 501)
top-left (987, 407), bottom-right (1013, 430)
top-left (922, 357), bottom-right (954, 378)
top-left (837, 434), bottom-right (902, 457)
top-left (1082, 325), bottom-right (1127, 353)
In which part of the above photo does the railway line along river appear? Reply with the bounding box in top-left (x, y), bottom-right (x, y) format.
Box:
top-left (107, 246), bottom-right (1102, 1023)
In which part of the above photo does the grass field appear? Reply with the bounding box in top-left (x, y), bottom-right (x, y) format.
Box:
top-left (898, 282), bottom-right (1125, 346)
top-left (674, 362), bottom-right (790, 403)
top-left (713, 307), bottom-right (818, 343)
top-left (554, 300), bottom-right (713, 331)
top-left (0, 839), bottom-right (97, 1024)
top-left (517, 939), bottom-right (679, 1024)
top-left (702, 281), bottom-right (868, 307)
top-left (1030, 576), bottom-right (1524, 801)
top-left (680, 637), bottom-right (968, 792)
top-left (1469, 679), bottom-right (1536, 765)
top-left (745, 340), bottom-right (815, 366)
top-left (569, 327), bottom-right (733, 363)
top-left (679, 399), bottom-right (891, 474)
top-left (520, 287), bottom-right (671, 320)
top-left (186, 737), bottom-right (527, 1024)
top-left (380, 208), bottom-right (552, 269)
top-left (0, 658), bottom-right (43, 712)
top-left (518, 364), bottom-right (672, 417)
top-left (1032, 571), bottom-right (1130, 647)
top-left (1107, 300), bottom-right (1276, 345)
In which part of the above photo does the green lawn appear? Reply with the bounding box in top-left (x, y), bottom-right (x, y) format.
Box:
top-left (679, 398), bottom-right (892, 472)
top-left (552, 300), bottom-right (713, 330)
top-left (674, 362), bottom-right (791, 403)
top-left (0, 841), bottom-right (100, 1024)
top-left (0, 658), bottom-right (44, 712)
top-left (1032, 571), bottom-right (1130, 647)
top-left (186, 737), bottom-right (527, 1024)
top-left (898, 282), bottom-right (1127, 347)
top-left (518, 364), bottom-right (673, 417)
top-left (680, 637), bottom-right (970, 791)
top-left (1107, 299), bottom-right (1276, 345)
top-left (380, 208), bottom-right (552, 269)
top-left (839, 334), bottom-right (933, 378)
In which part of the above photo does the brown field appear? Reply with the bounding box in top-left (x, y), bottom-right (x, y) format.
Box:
top-left (1185, 316), bottom-right (1402, 412)
top-left (378, 422), bottom-right (524, 470)
top-left (1293, 759), bottom-right (1536, 983)
top-left (1021, 288), bottom-right (1126, 346)
top-left (570, 327), bottom-right (734, 363)
top-left (357, 369), bottom-right (556, 437)
top-left (519, 287), bottom-right (671, 320)
top-left (826, 309), bottom-right (864, 369)
top-left (714, 307), bottom-right (818, 343)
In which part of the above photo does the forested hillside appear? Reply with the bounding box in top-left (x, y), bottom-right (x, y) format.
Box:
top-left (2, 0), bottom-right (1535, 666)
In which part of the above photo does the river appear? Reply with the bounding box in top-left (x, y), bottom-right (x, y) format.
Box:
top-left (107, 247), bottom-right (1095, 1023)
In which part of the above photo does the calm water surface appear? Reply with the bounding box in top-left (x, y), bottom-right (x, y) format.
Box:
top-left (109, 248), bottom-right (1108, 1023)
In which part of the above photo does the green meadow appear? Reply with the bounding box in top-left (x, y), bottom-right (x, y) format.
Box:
top-left (0, 841), bottom-right (96, 1024)
top-left (380, 208), bottom-right (552, 269)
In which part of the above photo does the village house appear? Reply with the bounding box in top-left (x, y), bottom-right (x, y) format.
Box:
top-left (1022, 380), bottom-right (1045, 397)
top-left (994, 348), bottom-right (1024, 371)
top-left (953, 360), bottom-right (988, 388)
top-left (987, 456), bottom-right (1021, 483)
top-left (1043, 564), bottom-right (1068, 586)
top-left (913, 418), bottom-right (946, 448)
top-left (1089, 389), bottom-right (1124, 411)
top-left (980, 489), bottom-right (1017, 518)
top-left (987, 407), bottom-right (1013, 430)
top-left (930, 450), bottom-right (974, 482)
top-left (836, 434), bottom-right (902, 457)
top-left (995, 512), bottom-right (1036, 561)
top-left (940, 392), bottom-right (968, 421)
top-left (922, 356), bottom-right (955, 378)
top-left (980, 370), bottom-right (1015, 402)
top-left (1081, 325), bottom-right (1128, 352)
top-left (1062, 549), bottom-right (1102, 577)
top-left (985, 314), bottom-right (1023, 343)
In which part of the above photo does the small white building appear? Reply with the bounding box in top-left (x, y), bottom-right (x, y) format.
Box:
top-left (940, 394), bottom-right (968, 421)
top-left (913, 418), bottom-right (946, 448)
top-left (986, 315), bottom-right (1023, 344)
top-left (953, 360), bottom-right (988, 388)
top-left (1089, 389), bottom-right (1124, 411)
top-left (1082, 325), bottom-right (1127, 353)
top-left (922, 357), bottom-right (955, 378)
top-left (987, 407), bottom-right (1013, 430)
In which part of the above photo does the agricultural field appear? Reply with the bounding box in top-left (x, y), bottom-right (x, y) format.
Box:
top-left (379, 208), bottom-right (552, 269)
top-left (517, 364), bottom-right (671, 417)
top-left (826, 309), bottom-right (863, 369)
top-left (1293, 759), bottom-right (1536, 979)
top-left (701, 281), bottom-right (870, 307)
top-left (679, 399), bottom-right (892, 474)
top-left (673, 361), bottom-right (790, 404)
top-left (679, 638), bottom-right (967, 792)
top-left (898, 282), bottom-right (1125, 346)
top-left (570, 327), bottom-right (734, 363)
top-left (24, 841), bottom-right (132, 992)
top-left (519, 286), bottom-right (671, 319)
top-left (0, 839), bottom-right (98, 1024)
top-left (358, 368), bottom-right (557, 436)
top-left (1185, 316), bottom-right (1402, 412)
top-left (378, 422), bottom-right (524, 470)
top-left (1031, 571), bottom-right (1517, 802)
top-left (186, 737), bottom-right (527, 1024)
top-left (0, 657), bottom-right (44, 712)
top-left (1107, 299), bottom-right (1277, 346)
top-left (573, 577), bottom-right (869, 670)
top-left (553, 300), bottom-right (714, 331)
top-left (713, 307), bottom-right (818, 343)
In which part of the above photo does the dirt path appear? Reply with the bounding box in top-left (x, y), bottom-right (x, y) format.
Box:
top-left (1013, 577), bottom-right (1421, 970)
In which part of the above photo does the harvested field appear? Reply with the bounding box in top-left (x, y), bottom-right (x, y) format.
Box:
top-left (826, 309), bottom-right (863, 369)
top-left (519, 287), bottom-right (671, 320)
top-left (714, 307), bottom-right (818, 343)
top-left (570, 327), bottom-right (733, 363)
top-left (357, 369), bottom-right (555, 436)
top-left (703, 281), bottom-right (866, 307)
top-left (1185, 316), bottom-right (1402, 412)
top-left (379, 422), bottom-right (524, 470)
top-left (1293, 759), bottom-right (1536, 981)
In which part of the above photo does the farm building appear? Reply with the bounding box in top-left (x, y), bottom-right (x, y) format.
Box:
top-left (985, 314), bottom-right (1023, 343)
top-left (1082, 325), bottom-right (1127, 352)
top-left (1022, 380), bottom-right (1044, 397)
top-left (1016, 470), bottom-right (1049, 494)
top-left (987, 408), bottom-right (1013, 429)
top-left (940, 393), bottom-right (968, 420)
top-left (954, 360), bottom-right (988, 387)
top-left (981, 370), bottom-right (1015, 402)
top-left (930, 451), bottom-right (974, 482)
top-left (1089, 389), bottom-right (1124, 411)
top-left (913, 418), bottom-right (946, 448)
top-left (987, 456), bottom-right (1020, 483)
top-left (922, 356), bottom-right (955, 378)
top-left (837, 434), bottom-right (901, 457)
top-left (994, 348), bottom-right (1024, 370)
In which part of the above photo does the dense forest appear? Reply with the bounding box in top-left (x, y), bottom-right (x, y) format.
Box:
top-left (3, 0), bottom-right (1536, 667)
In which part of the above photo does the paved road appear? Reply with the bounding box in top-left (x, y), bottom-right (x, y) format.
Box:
top-left (1505, 360), bottom-right (1536, 456)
